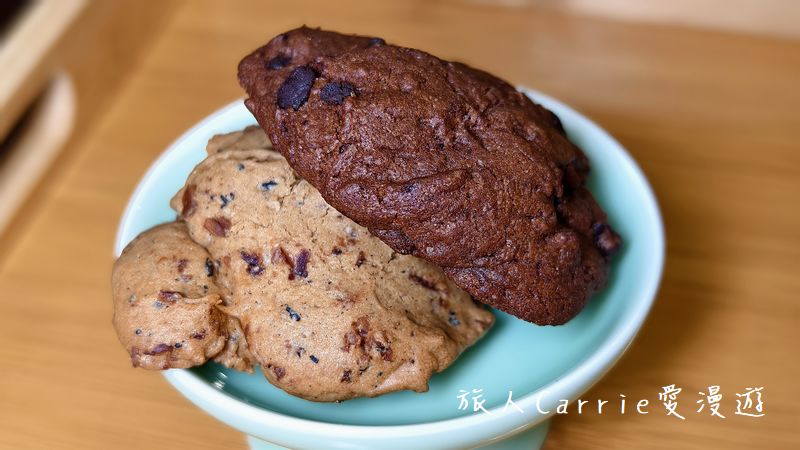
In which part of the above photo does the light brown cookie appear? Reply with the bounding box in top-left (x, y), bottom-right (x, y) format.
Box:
top-left (112, 222), bottom-right (254, 371)
top-left (171, 128), bottom-right (494, 401)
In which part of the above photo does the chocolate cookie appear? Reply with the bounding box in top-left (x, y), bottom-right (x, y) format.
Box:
top-left (238, 27), bottom-right (621, 325)
top-left (171, 127), bottom-right (493, 401)
top-left (112, 222), bottom-right (254, 371)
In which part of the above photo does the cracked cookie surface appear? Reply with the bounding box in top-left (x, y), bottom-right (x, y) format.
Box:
top-left (171, 127), bottom-right (494, 401)
top-left (239, 27), bottom-right (622, 325)
top-left (112, 222), bottom-right (254, 371)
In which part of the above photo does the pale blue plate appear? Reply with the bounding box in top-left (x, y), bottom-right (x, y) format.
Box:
top-left (115, 89), bottom-right (664, 449)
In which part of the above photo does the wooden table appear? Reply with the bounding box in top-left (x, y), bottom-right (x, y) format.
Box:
top-left (1, 1), bottom-right (797, 448)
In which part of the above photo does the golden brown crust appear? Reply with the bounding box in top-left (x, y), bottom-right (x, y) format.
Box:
top-left (112, 222), bottom-right (254, 371)
top-left (171, 127), bottom-right (494, 401)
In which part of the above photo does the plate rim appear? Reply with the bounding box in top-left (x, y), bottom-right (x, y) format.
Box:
top-left (115, 87), bottom-right (665, 447)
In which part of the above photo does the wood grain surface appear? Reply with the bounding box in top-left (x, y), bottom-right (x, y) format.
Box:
top-left (0, 1), bottom-right (797, 448)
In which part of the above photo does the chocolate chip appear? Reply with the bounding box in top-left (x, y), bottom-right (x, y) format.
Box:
top-left (240, 251), bottom-right (265, 276)
top-left (181, 184), bottom-right (197, 218)
top-left (237, 163), bottom-right (245, 171)
top-left (134, 328), bottom-right (142, 335)
top-left (220, 192), bottom-right (235, 208)
top-left (368, 37), bottom-right (385, 47)
top-left (204, 216), bottom-right (231, 237)
top-left (448, 311), bottom-right (460, 326)
top-left (285, 305), bottom-right (301, 321)
top-left (260, 180), bottom-right (278, 191)
top-left (205, 258), bottom-right (214, 277)
top-left (320, 82), bottom-right (355, 105)
top-left (277, 65), bottom-right (317, 110)
top-left (174, 342), bottom-right (182, 348)
top-left (331, 246), bottom-right (342, 255)
top-left (294, 249), bottom-right (310, 278)
top-left (341, 369), bottom-right (352, 383)
top-left (592, 222), bottom-right (622, 257)
top-left (267, 54), bottom-right (291, 70)
top-left (309, 355), bottom-right (319, 364)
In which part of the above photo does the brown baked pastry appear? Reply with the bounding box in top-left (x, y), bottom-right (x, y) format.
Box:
top-left (170, 127), bottom-right (494, 401)
top-left (238, 27), bottom-right (622, 325)
top-left (112, 222), bottom-right (254, 371)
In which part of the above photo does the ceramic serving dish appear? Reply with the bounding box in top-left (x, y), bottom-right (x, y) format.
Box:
top-left (115, 88), bottom-right (664, 450)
